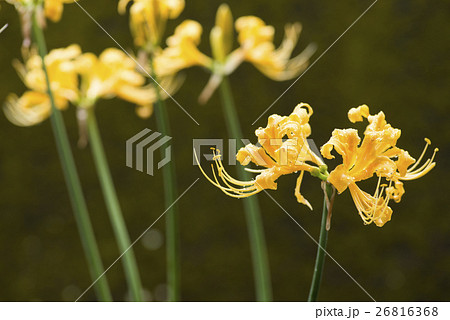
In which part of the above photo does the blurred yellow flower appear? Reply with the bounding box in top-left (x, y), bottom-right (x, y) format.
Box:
top-left (234, 16), bottom-right (316, 81)
top-left (154, 20), bottom-right (213, 76)
top-left (75, 47), bottom-right (180, 118)
top-left (4, 45), bottom-right (179, 126)
top-left (118, 0), bottom-right (185, 49)
top-left (321, 105), bottom-right (438, 227)
top-left (153, 4), bottom-right (315, 103)
top-left (4, 44), bottom-right (81, 126)
top-left (197, 103), bottom-right (326, 209)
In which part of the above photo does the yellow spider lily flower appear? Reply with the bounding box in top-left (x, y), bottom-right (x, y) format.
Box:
top-left (197, 103), bottom-right (326, 209)
top-left (154, 19), bottom-right (213, 76)
top-left (233, 16), bottom-right (316, 81)
top-left (75, 47), bottom-right (181, 118)
top-left (154, 4), bottom-right (315, 103)
top-left (4, 44), bottom-right (81, 126)
top-left (118, 0), bottom-right (185, 49)
top-left (4, 44), bottom-right (177, 126)
top-left (321, 105), bottom-right (438, 227)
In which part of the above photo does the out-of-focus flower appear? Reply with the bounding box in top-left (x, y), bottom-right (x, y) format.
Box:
top-left (75, 47), bottom-right (180, 118)
top-left (154, 4), bottom-right (316, 103)
top-left (118, 0), bottom-right (185, 49)
top-left (4, 44), bottom-right (81, 126)
top-left (234, 16), bottom-right (316, 81)
top-left (4, 45), bottom-right (179, 126)
top-left (197, 103), bottom-right (326, 209)
top-left (321, 105), bottom-right (438, 227)
top-left (154, 20), bottom-right (213, 76)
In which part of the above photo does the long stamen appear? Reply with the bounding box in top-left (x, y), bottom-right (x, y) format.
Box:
top-left (212, 149), bottom-right (255, 186)
top-left (211, 165), bottom-right (260, 198)
top-left (379, 181), bottom-right (392, 216)
top-left (402, 147), bottom-right (438, 180)
top-left (349, 184), bottom-right (375, 224)
top-left (194, 148), bottom-right (261, 198)
top-left (370, 176), bottom-right (383, 218)
top-left (214, 165), bottom-right (258, 193)
top-left (349, 180), bottom-right (392, 226)
top-left (245, 168), bottom-right (267, 173)
top-left (407, 138), bottom-right (430, 172)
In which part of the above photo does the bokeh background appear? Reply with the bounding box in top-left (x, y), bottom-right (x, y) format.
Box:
top-left (0, 0), bottom-right (449, 301)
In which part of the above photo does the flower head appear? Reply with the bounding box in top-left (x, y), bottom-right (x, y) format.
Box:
top-left (197, 103), bottom-right (326, 209)
top-left (118, 0), bottom-right (185, 49)
top-left (234, 16), bottom-right (316, 81)
top-left (4, 44), bottom-right (81, 126)
top-left (153, 4), bottom-right (315, 103)
top-left (75, 47), bottom-right (179, 117)
top-left (154, 20), bottom-right (213, 76)
top-left (321, 105), bottom-right (438, 227)
top-left (4, 45), bottom-right (178, 126)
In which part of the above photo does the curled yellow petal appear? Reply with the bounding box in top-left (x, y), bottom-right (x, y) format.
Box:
top-left (348, 104), bottom-right (369, 123)
top-left (295, 170), bottom-right (313, 210)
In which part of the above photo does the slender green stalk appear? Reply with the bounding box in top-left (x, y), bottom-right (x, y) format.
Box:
top-left (31, 14), bottom-right (112, 301)
top-left (307, 182), bottom-right (334, 301)
top-left (148, 59), bottom-right (180, 302)
top-left (218, 76), bottom-right (273, 302)
top-left (86, 108), bottom-right (143, 301)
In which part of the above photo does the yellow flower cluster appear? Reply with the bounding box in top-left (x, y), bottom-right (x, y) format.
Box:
top-left (156, 4), bottom-right (315, 78)
top-left (321, 105), bottom-right (437, 227)
top-left (199, 104), bottom-right (437, 227)
top-left (197, 103), bottom-right (326, 210)
top-left (121, 3), bottom-right (316, 103)
top-left (5, 45), bottom-right (80, 126)
top-left (4, 45), bottom-right (175, 125)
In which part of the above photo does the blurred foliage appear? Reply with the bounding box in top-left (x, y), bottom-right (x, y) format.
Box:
top-left (0, 0), bottom-right (449, 301)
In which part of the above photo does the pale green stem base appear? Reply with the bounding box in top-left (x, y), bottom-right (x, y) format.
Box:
top-left (31, 14), bottom-right (112, 301)
top-left (86, 108), bottom-right (143, 301)
top-left (219, 77), bottom-right (273, 302)
top-left (307, 182), bottom-right (333, 302)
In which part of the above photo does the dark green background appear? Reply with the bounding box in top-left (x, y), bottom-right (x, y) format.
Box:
top-left (0, 0), bottom-right (449, 301)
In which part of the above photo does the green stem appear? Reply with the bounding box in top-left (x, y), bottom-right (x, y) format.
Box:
top-left (149, 58), bottom-right (180, 302)
top-left (218, 76), bottom-right (273, 302)
top-left (86, 108), bottom-right (143, 301)
top-left (307, 182), bottom-right (333, 301)
top-left (31, 14), bottom-right (112, 301)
